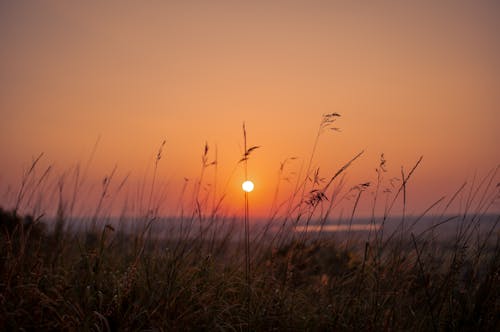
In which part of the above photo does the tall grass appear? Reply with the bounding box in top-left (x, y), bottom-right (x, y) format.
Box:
top-left (0, 117), bottom-right (499, 331)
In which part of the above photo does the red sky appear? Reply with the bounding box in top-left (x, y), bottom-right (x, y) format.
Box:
top-left (1, 1), bottom-right (499, 218)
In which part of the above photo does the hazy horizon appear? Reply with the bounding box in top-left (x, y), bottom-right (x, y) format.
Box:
top-left (1, 1), bottom-right (499, 218)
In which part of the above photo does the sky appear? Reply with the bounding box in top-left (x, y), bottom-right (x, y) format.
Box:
top-left (1, 1), bottom-right (499, 218)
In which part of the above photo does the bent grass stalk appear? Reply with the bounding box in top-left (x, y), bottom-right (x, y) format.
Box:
top-left (240, 122), bottom-right (260, 329)
top-left (242, 122), bottom-right (250, 328)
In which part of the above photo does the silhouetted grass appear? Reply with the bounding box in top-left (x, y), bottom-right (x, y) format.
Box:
top-left (1, 117), bottom-right (498, 331)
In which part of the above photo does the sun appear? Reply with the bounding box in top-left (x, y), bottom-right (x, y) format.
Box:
top-left (242, 180), bottom-right (254, 193)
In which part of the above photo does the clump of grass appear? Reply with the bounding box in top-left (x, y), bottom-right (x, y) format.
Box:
top-left (0, 118), bottom-right (499, 331)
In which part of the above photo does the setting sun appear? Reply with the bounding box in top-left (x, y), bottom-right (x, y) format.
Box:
top-left (242, 180), bottom-right (254, 193)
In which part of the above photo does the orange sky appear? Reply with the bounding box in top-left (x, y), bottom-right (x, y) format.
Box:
top-left (1, 1), bottom-right (499, 218)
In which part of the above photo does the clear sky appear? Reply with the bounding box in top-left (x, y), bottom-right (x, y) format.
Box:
top-left (1, 1), bottom-right (499, 217)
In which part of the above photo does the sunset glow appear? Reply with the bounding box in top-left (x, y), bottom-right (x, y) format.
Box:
top-left (0, 1), bottom-right (499, 218)
top-left (1, 3), bottom-right (499, 329)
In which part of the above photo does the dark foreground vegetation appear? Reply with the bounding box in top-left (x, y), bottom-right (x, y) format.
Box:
top-left (2, 116), bottom-right (498, 330)
top-left (1, 207), bottom-right (498, 331)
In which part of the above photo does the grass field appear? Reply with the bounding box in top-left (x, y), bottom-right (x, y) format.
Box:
top-left (1, 118), bottom-right (499, 331)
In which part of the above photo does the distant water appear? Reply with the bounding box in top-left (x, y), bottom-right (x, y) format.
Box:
top-left (294, 214), bottom-right (499, 237)
top-left (48, 213), bottom-right (498, 243)
top-left (293, 224), bottom-right (380, 232)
